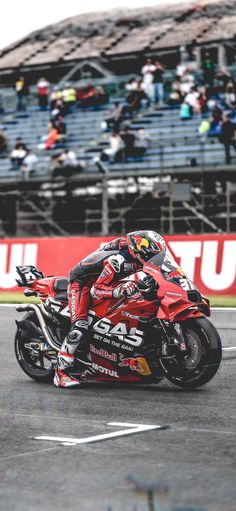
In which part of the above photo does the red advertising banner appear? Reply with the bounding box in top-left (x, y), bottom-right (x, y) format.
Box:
top-left (0, 235), bottom-right (236, 295)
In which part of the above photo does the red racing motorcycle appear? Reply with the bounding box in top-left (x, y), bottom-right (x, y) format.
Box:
top-left (14, 252), bottom-right (222, 388)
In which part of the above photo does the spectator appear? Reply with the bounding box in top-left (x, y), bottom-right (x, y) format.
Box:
top-left (202, 51), bottom-right (215, 86)
top-left (10, 143), bottom-right (27, 167)
top-left (121, 126), bottom-right (136, 158)
top-left (121, 80), bottom-right (147, 120)
top-left (208, 109), bottom-right (223, 136)
top-left (125, 78), bottom-right (138, 92)
top-left (141, 57), bottom-right (155, 104)
top-left (153, 60), bottom-right (165, 105)
top-left (14, 137), bottom-right (27, 152)
top-left (101, 131), bottom-right (124, 163)
top-left (93, 86), bottom-right (108, 106)
top-left (37, 77), bottom-right (50, 110)
top-left (180, 100), bottom-right (192, 120)
top-left (168, 77), bottom-right (182, 106)
top-left (224, 80), bottom-right (236, 109)
top-left (219, 113), bottom-right (236, 165)
top-left (197, 86), bottom-right (208, 116)
top-left (103, 102), bottom-right (123, 132)
top-left (52, 149), bottom-right (83, 177)
top-left (38, 122), bottom-right (61, 150)
top-left (15, 76), bottom-right (29, 111)
top-left (180, 68), bottom-right (195, 96)
top-left (211, 104), bottom-right (223, 127)
top-left (0, 128), bottom-right (7, 154)
top-left (176, 63), bottom-right (187, 79)
top-left (216, 67), bottom-right (232, 93)
top-left (51, 100), bottom-right (65, 124)
top-left (185, 87), bottom-right (200, 114)
top-left (62, 83), bottom-right (77, 114)
top-left (50, 103), bottom-right (66, 136)
top-left (198, 119), bottom-right (210, 138)
top-left (135, 80), bottom-right (148, 109)
top-left (134, 127), bottom-right (150, 157)
top-left (49, 87), bottom-right (63, 110)
top-left (76, 83), bottom-right (96, 107)
top-left (21, 149), bottom-right (38, 177)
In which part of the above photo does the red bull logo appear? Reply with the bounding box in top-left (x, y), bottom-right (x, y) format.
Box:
top-left (133, 235), bottom-right (149, 252)
top-left (119, 354), bottom-right (151, 376)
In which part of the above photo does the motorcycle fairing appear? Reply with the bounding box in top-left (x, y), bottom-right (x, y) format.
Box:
top-left (143, 253), bottom-right (210, 321)
top-left (84, 297), bottom-right (158, 382)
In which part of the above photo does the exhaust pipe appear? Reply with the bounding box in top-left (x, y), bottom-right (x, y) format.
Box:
top-left (16, 304), bottom-right (60, 352)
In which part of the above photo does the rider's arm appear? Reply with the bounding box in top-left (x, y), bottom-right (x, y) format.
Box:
top-left (91, 254), bottom-right (137, 300)
top-left (98, 237), bottom-right (128, 251)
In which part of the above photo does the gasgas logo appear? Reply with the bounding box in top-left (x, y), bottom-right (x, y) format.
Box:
top-left (88, 310), bottom-right (144, 347)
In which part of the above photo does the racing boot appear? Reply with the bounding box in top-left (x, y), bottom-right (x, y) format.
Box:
top-left (54, 320), bottom-right (92, 388)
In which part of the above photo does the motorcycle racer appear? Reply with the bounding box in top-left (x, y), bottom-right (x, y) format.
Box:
top-left (54, 230), bottom-right (166, 388)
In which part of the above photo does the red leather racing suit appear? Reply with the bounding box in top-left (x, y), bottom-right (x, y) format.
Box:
top-left (68, 237), bottom-right (141, 324)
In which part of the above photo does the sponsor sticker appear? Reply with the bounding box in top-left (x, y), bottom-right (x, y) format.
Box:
top-left (92, 363), bottom-right (119, 378)
top-left (119, 354), bottom-right (151, 376)
top-left (90, 344), bottom-right (117, 362)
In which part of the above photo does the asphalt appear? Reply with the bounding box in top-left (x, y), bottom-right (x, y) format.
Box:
top-left (0, 308), bottom-right (236, 511)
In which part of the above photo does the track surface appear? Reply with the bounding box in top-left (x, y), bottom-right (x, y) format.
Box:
top-left (0, 308), bottom-right (236, 511)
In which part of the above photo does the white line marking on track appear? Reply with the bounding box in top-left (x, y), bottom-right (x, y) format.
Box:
top-left (0, 446), bottom-right (61, 462)
top-left (173, 427), bottom-right (236, 435)
top-left (35, 422), bottom-right (164, 446)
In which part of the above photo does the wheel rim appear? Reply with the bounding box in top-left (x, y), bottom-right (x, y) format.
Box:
top-left (183, 329), bottom-right (203, 371)
top-left (18, 332), bottom-right (54, 374)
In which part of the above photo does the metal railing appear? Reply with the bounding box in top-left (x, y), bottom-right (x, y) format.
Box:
top-left (0, 169), bottom-right (235, 237)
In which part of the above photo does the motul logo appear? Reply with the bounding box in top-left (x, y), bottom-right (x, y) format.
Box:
top-left (0, 243), bottom-right (37, 289)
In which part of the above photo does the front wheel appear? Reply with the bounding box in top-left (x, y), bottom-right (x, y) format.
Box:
top-left (163, 317), bottom-right (222, 389)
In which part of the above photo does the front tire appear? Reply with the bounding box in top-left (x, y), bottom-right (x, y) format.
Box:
top-left (163, 317), bottom-right (222, 389)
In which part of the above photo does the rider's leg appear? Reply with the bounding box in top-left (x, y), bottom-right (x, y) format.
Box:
top-left (54, 280), bottom-right (92, 387)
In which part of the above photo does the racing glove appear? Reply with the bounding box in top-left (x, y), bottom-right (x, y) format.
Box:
top-left (113, 282), bottom-right (138, 299)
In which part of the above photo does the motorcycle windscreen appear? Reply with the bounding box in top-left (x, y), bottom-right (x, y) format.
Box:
top-left (144, 249), bottom-right (179, 273)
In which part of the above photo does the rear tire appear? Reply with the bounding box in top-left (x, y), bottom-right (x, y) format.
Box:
top-left (163, 317), bottom-right (222, 389)
top-left (15, 317), bottom-right (55, 383)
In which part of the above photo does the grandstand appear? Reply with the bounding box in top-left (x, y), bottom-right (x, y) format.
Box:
top-left (0, 0), bottom-right (235, 238)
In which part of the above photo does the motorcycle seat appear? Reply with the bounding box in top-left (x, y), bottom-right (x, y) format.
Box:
top-left (55, 292), bottom-right (68, 302)
top-left (53, 278), bottom-right (69, 302)
top-left (54, 278), bottom-right (68, 292)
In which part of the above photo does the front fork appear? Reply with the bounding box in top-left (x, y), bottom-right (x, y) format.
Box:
top-left (159, 320), bottom-right (187, 359)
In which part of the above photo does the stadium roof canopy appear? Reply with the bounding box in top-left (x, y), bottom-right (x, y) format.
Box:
top-left (0, 0), bottom-right (235, 83)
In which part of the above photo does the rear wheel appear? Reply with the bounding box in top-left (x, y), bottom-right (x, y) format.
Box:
top-left (14, 314), bottom-right (56, 382)
top-left (163, 317), bottom-right (222, 388)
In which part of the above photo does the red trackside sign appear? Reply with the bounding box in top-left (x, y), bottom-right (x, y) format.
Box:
top-left (0, 235), bottom-right (235, 295)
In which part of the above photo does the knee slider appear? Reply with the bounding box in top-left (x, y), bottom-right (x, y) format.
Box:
top-left (68, 329), bottom-right (83, 345)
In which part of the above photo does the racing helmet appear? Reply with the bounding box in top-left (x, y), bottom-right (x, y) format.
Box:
top-left (126, 230), bottom-right (166, 264)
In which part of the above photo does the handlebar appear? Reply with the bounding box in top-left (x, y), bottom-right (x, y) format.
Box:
top-left (138, 286), bottom-right (154, 295)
